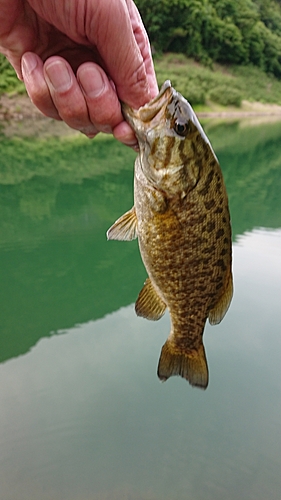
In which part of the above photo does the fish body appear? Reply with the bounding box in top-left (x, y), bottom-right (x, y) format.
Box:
top-left (107, 81), bottom-right (233, 389)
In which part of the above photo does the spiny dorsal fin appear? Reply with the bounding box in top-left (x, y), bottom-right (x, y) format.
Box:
top-left (106, 207), bottom-right (137, 241)
top-left (135, 278), bottom-right (167, 321)
top-left (208, 271), bottom-right (233, 325)
top-left (157, 340), bottom-right (208, 389)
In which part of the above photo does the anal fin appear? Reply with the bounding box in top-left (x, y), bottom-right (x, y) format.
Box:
top-left (135, 278), bottom-right (167, 321)
top-left (208, 270), bottom-right (233, 325)
top-left (106, 207), bottom-right (137, 241)
top-left (157, 340), bottom-right (208, 389)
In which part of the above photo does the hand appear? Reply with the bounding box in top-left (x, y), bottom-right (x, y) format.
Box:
top-left (0, 0), bottom-right (158, 146)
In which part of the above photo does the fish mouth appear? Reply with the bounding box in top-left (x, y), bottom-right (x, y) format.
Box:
top-left (122, 80), bottom-right (174, 127)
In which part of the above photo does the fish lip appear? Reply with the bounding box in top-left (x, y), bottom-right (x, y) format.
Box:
top-left (122, 80), bottom-right (174, 126)
top-left (122, 80), bottom-right (216, 160)
top-left (142, 80), bottom-right (173, 110)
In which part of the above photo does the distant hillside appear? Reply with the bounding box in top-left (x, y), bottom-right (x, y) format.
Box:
top-left (154, 53), bottom-right (281, 107)
top-left (1, 0), bottom-right (281, 106)
top-left (2, 51), bottom-right (281, 110)
top-left (136, 0), bottom-right (281, 77)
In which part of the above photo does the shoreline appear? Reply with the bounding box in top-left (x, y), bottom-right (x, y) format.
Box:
top-left (1, 93), bottom-right (281, 138)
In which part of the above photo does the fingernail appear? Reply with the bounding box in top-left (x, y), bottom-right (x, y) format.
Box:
top-left (22, 53), bottom-right (38, 76)
top-left (45, 61), bottom-right (72, 92)
top-left (79, 68), bottom-right (105, 98)
top-left (120, 136), bottom-right (139, 149)
top-left (126, 141), bottom-right (139, 150)
top-left (124, 137), bottom-right (138, 146)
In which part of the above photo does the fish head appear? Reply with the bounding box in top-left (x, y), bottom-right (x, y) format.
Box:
top-left (122, 81), bottom-right (217, 196)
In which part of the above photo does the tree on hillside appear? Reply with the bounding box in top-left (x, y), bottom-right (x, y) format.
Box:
top-left (136, 0), bottom-right (281, 76)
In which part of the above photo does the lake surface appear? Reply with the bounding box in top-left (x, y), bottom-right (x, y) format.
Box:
top-left (0, 119), bottom-right (280, 500)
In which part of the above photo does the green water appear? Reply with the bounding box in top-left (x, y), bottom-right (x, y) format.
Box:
top-left (0, 120), bottom-right (280, 500)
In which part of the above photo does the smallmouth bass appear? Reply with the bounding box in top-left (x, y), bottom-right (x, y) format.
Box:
top-left (107, 81), bottom-right (233, 389)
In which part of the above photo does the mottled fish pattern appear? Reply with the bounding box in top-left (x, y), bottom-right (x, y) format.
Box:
top-left (107, 81), bottom-right (233, 389)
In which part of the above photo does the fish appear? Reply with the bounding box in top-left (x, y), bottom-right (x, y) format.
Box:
top-left (107, 80), bottom-right (233, 389)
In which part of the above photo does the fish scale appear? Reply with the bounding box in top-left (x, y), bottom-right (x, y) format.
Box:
top-left (107, 81), bottom-right (233, 389)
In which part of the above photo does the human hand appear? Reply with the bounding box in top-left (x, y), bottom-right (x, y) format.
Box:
top-left (0, 0), bottom-right (158, 146)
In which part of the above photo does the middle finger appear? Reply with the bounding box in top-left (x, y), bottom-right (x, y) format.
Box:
top-left (44, 56), bottom-right (99, 137)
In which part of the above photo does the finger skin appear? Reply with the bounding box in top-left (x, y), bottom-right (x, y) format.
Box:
top-left (125, 0), bottom-right (158, 99)
top-left (77, 62), bottom-right (122, 131)
top-left (77, 62), bottom-right (138, 145)
top-left (22, 52), bottom-right (138, 144)
top-left (26, 0), bottom-right (158, 108)
top-left (4, 0), bottom-right (158, 144)
top-left (21, 52), bottom-right (61, 120)
top-left (113, 121), bottom-right (137, 147)
top-left (22, 53), bottom-right (99, 137)
top-left (44, 57), bottom-right (98, 136)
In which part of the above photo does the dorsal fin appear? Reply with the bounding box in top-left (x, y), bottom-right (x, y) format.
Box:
top-left (208, 271), bottom-right (233, 325)
top-left (135, 278), bottom-right (167, 321)
top-left (106, 207), bottom-right (137, 241)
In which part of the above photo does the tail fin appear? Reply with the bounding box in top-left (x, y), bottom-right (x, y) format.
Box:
top-left (157, 340), bottom-right (209, 389)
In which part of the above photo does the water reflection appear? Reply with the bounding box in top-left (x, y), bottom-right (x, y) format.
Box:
top-left (0, 120), bottom-right (281, 499)
top-left (0, 229), bottom-right (280, 500)
top-left (1, 121), bottom-right (281, 362)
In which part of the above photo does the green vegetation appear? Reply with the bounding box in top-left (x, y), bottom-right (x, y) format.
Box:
top-left (0, 133), bottom-right (136, 186)
top-left (1, 120), bottom-right (281, 361)
top-left (0, 121), bottom-right (280, 235)
top-left (0, 55), bottom-right (26, 94)
top-left (155, 54), bottom-right (281, 106)
top-left (1, 0), bottom-right (281, 107)
top-left (2, 52), bottom-right (281, 109)
top-left (136, 0), bottom-right (281, 77)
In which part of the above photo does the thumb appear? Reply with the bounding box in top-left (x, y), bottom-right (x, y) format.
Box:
top-left (86, 0), bottom-right (157, 108)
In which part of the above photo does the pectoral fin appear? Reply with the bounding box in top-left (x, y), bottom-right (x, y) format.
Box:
top-left (208, 271), bottom-right (233, 325)
top-left (135, 278), bottom-right (167, 321)
top-left (106, 207), bottom-right (138, 241)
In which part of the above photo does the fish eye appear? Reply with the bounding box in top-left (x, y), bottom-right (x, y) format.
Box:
top-left (174, 121), bottom-right (190, 137)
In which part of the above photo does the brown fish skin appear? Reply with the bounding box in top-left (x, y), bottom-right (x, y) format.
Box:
top-left (107, 81), bottom-right (233, 389)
